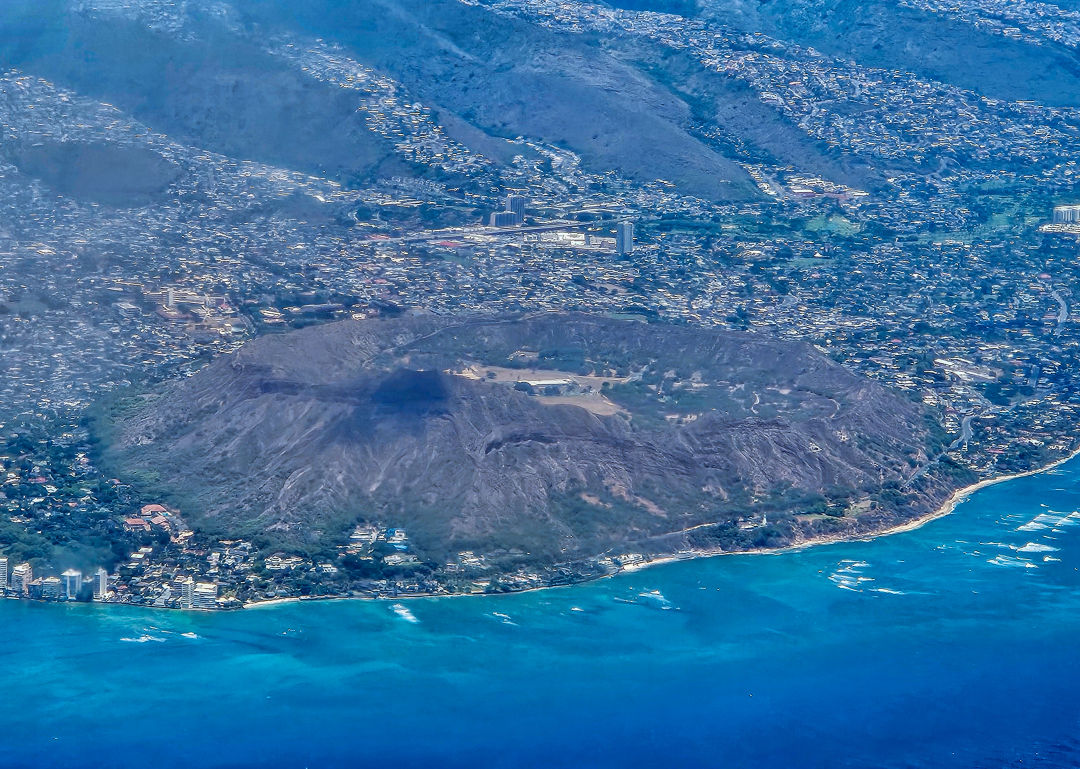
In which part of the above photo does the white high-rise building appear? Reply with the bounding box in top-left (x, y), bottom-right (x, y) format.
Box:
top-left (11, 563), bottom-right (32, 596)
top-left (0, 557), bottom-right (8, 592)
top-left (1052, 204), bottom-right (1080, 224)
top-left (504, 194), bottom-right (526, 224)
top-left (191, 582), bottom-right (219, 610)
top-left (180, 576), bottom-right (195, 610)
top-left (489, 210), bottom-right (518, 227)
top-left (61, 569), bottom-right (83, 600)
top-left (615, 221), bottom-right (635, 255)
top-left (93, 568), bottom-right (109, 600)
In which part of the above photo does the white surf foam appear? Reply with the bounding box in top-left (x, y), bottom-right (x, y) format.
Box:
top-left (1018, 512), bottom-right (1057, 531)
top-left (638, 589), bottom-right (675, 609)
top-left (1017, 542), bottom-right (1058, 553)
top-left (120, 634), bottom-right (166, 643)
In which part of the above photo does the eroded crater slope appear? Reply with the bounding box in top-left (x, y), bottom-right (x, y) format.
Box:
top-left (98, 314), bottom-right (949, 571)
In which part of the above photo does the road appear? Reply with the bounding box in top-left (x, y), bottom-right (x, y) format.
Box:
top-left (905, 413), bottom-right (975, 489)
top-left (367, 214), bottom-right (655, 246)
top-left (1050, 287), bottom-right (1069, 335)
top-left (949, 414), bottom-right (974, 451)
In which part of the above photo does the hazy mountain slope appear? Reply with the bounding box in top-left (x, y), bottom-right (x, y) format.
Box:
top-left (1, 4), bottom-right (412, 184)
top-left (5, 0), bottom-right (1077, 199)
top-left (750, 0), bottom-right (1080, 108)
top-left (613, 0), bottom-right (1080, 108)
top-left (242, 0), bottom-right (760, 198)
top-left (617, 40), bottom-right (882, 191)
top-left (0, 0), bottom-right (761, 197)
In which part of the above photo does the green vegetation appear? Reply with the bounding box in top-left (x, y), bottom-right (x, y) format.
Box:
top-left (0, 425), bottom-right (144, 574)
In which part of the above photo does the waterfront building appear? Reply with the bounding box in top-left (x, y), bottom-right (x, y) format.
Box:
top-left (61, 569), bottom-right (83, 600)
top-left (191, 582), bottom-right (219, 610)
top-left (93, 568), bottom-right (109, 600)
top-left (616, 221), bottom-right (635, 255)
top-left (0, 556), bottom-right (8, 592)
top-left (180, 576), bottom-right (195, 609)
top-left (41, 577), bottom-right (62, 601)
top-left (27, 579), bottom-right (43, 600)
top-left (11, 563), bottom-right (31, 596)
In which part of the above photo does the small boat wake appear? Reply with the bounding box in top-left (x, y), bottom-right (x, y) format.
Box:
top-left (614, 589), bottom-right (679, 611)
top-left (120, 634), bottom-right (167, 644)
top-left (121, 626), bottom-right (201, 643)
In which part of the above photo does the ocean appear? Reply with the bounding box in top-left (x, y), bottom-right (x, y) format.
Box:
top-left (3, 461), bottom-right (1080, 768)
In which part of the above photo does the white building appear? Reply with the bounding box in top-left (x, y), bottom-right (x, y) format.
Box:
top-left (180, 576), bottom-right (195, 609)
top-left (191, 582), bottom-right (218, 610)
top-left (505, 194), bottom-right (526, 223)
top-left (0, 557), bottom-right (8, 592)
top-left (265, 554), bottom-right (304, 571)
top-left (616, 221), bottom-right (635, 255)
top-left (41, 576), bottom-right (62, 601)
top-left (61, 569), bottom-right (83, 600)
top-left (1052, 204), bottom-right (1080, 224)
top-left (11, 563), bottom-right (31, 596)
top-left (93, 568), bottom-right (109, 600)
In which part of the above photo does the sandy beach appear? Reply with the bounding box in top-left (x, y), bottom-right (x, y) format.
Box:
top-left (243, 597), bottom-right (302, 609)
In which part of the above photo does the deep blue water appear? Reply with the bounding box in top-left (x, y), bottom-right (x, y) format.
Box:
top-left (4, 462), bottom-right (1080, 768)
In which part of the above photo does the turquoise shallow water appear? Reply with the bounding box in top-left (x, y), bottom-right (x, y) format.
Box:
top-left (3, 462), bottom-right (1080, 768)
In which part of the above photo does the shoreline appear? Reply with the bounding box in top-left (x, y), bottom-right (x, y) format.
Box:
top-left (242, 597), bottom-right (301, 609)
top-left (239, 447), bottom-right (1080, 609)
top-left (618, 446), bottom-right (1080, 576)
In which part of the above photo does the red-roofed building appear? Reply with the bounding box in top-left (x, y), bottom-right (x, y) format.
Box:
top-left (124, 518), bottom-right (151, 532)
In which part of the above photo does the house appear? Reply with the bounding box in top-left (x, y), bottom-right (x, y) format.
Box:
top-left (265, 554), bottom-right (305, 571)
